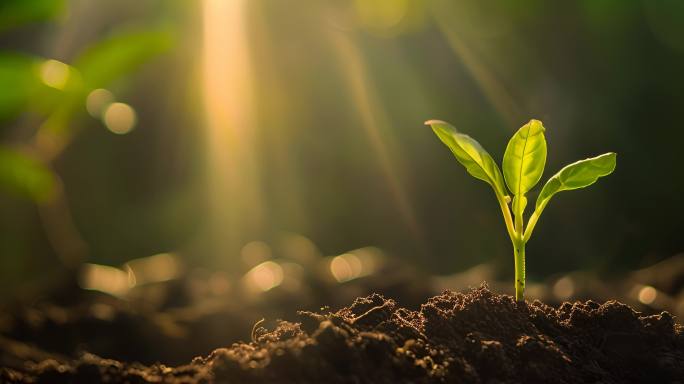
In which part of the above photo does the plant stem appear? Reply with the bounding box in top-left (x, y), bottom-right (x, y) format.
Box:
top-left (513, 241), bottom-right (525, 301)
top-left (511, 195), bottom-right (525, 302)
top-left (496, 194), bottom-right (516, 241)
top-left (523, 209), bottom-right (540, 243)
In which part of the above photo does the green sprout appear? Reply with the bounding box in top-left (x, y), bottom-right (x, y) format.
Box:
top-left (426, 119), bottom-right (616, 301)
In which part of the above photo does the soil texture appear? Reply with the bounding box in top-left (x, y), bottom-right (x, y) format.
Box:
top-left (1, 284), bottom-right (682, 383)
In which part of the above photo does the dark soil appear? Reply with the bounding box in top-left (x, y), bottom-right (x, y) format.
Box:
top-left (2, 284), bottom-right (683, 383)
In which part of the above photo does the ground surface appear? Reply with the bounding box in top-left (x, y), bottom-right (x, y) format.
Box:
top-left (1, 284), bottom-right (682, 383)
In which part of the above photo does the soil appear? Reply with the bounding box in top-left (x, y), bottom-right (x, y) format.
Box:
top-left (1, 284), bottom-right (682, 384)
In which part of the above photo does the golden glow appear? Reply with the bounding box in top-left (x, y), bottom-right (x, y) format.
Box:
top-left (240, 241), bottom-right (272, 267)
top-left (124, 253), bottom-right (181, 285)
top-left (203, 0), bottom-right (263, 255)
top-left (637, 285), bottom-right (657, 305)
top-left (243, 261), bottom-right (284, 292)
top-left (354, 0), bottom-right (408, 30)
top-left (328, 247), bottom-right (381, 283)
top-left (39, 59), bottom-right (70, 90)
top-left (90, 303), bottom-right (116, 321)
top-left (279, 233), bottom-right (320, 264)
top-left (86, 88), bottom-right (115, 118)
top-left (330, 253), bottom-right (363, 282)
top-left (103, 102), bottom-right (137, 134)
top-left (552, 276), bottom-right (575, 300)
top-left (78, 263), bottom-right (133, 296)
top-left (208, 271), bottom-right (231, 295)
top-left (279, 262), bottom-right (304, 292)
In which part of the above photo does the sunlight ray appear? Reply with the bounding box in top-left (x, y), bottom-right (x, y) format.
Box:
top-left (203, 0), bottom-right (264, 257)
top-left (329, 30), bottom-right (423, 245)
top-left (432, 10), bottom-right (521, 128)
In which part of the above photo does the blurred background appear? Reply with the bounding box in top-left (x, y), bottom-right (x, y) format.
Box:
top-left (1, 0), bottom-right (684, 364)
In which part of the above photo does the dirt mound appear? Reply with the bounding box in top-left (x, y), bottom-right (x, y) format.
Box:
top-left (2, 285), bottom-right (682, 383)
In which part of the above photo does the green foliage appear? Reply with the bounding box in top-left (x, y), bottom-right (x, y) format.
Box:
top-left (427, 120), bottom-right (508, 199)
top-left (512, 194), bottom-right (527, 217)
top-left (0, 0), bottom-right (64, 33)
top-left (75, 27), bottom-right (174, 89)
top-left (0, 54), bottom-right (39, 121)
top-left (426, 118), bottom-right (616, 301)
top-left (536, 153), bottom-right (617, 212)
top-left (39, 26), bottom-right (174, 135)
top-left (0, 13), bottom-right (174, 202)
top-left (0, 147), bottom-right (55, 202)
top-left (0, 27), bottom-right (173, 131)
top-left (502, 119), bottom-right (546, 197)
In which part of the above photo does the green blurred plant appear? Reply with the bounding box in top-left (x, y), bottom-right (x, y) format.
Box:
top-left (0, 146), bottom-right (55, 202)
top-left (0, 0), bottom-right (64, 33)
top-left (0, 0), bottom-right (173, 265)
top-left (426, 119), bottom-right (616, 301)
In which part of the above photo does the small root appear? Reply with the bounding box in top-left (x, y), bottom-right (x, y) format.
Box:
top-left (251, 318), bottom-right (265, 343)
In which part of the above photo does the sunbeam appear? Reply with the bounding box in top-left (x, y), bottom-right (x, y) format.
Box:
top-left (329, 29), bottom-right (424, 246)
top-left (431, 7), bottom-right (521, 128)
top-left (203, 0), bottom-right (264, 257)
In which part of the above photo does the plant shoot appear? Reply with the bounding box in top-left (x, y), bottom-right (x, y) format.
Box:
top-left (426, 119), bottom-right (616, 301)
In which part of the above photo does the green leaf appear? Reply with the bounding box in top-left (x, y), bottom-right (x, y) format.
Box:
top-left (74, 26), bottom-right (174, 89)
top-left (535, 152), bottom-right (617, 211)
top-left (513, 194), bottom-right (527, 216)
top-left (42, 26), bottom-right (174, 135)
top-left (0, 0), bottom-right (64, 33)
top-left (0, 54), bottom-right (43, 121)
top-left (426, 119), bottom-right (508, 199)
top-left (0, 147), bottom-right (56, 202)
top-left (503, 119), bottom-right (547, 197)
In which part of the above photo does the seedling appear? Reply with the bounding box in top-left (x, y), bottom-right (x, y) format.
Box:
top-left (426, 119), bottom-right (616, 301)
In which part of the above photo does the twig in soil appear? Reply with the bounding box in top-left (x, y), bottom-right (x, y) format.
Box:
top-left (251, 318), bottom-right (265, 343)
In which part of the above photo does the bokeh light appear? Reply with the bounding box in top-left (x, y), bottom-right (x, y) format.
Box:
top-left (240, 241), bottom-right (272, 267)
top-left (1, 2), bottom-right (684, 372)
top-left (103, 102), bottom-right (137, 134)
top-left (637, 285), bottom-right (657, 305)
top-left (552, 276), bottom-right (575, 300)
top-left (39, 59), bottom-right (70, 90)
top-left (78, 263), bottom-right (133, 296)
top-left (243, 260), bottom-right (284, 292)
top-left (328, 247), bottom-right (380, 283)
top-left (124, 253), bottom-right (181, 286)
top-left (86, 88), bottom-right (114, 118)
top-left (330, 253), bottom-right (363, 283)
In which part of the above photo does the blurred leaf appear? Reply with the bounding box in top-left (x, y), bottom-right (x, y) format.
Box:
top-left (0, 147), bottom-right (56, 202)
top-left (40, 26), bottom-right (174, 136)
top-left (74, 26), bottom-right (174, 89)
top-left (0, 0), bottom-right (64, 33)
top-left (0, 54), bottom-right (40, 121)
top-left (0, 54), bottom-right (81, 124)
